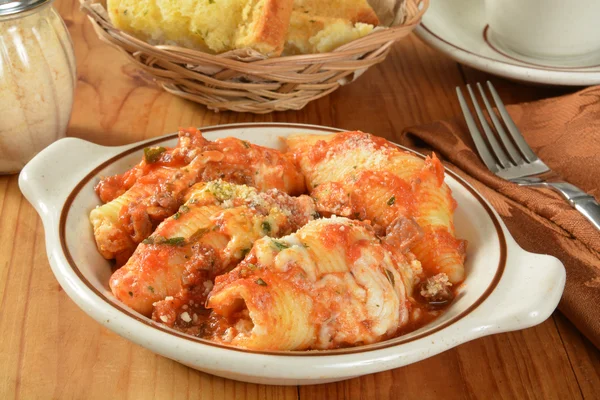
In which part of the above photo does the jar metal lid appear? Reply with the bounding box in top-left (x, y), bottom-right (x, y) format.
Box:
top-left (0, 0), bottom-right (51, 17)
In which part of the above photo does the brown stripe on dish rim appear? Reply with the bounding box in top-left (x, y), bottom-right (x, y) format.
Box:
top-left (420, 23), bottom-right (600, 72)
top-left (59, 123), bottom-right (507, 356)
top-left (482, 25), bottom-right (600, 70)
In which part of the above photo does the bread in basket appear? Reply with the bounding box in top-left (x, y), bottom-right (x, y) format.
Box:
top-left (80, 0), bottom-right (428, 113)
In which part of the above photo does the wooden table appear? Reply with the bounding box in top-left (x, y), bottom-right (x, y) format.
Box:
top-left (2, 0), bottom-right (599, 398)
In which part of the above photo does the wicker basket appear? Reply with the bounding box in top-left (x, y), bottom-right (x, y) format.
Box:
top-left (80, 0), bottom-right (428, 114)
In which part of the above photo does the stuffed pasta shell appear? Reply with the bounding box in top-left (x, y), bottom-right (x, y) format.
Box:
top-left (286, 131), bottom-right (466, 284)
top-left (90, 155), bottom-right (208, 265)
top-left (206, 217), bottom-right (419, 351)
top-left (109, 180), bottom-right (317, 317)
top-left (91, 128), bottom-right (306, 264)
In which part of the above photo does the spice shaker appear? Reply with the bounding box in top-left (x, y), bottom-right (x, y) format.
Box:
top-left (0, 0), bottom-right (76, 173)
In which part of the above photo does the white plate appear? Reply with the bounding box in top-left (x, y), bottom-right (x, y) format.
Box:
top-left (18, 123), bottom-right (565, 385)
top-left (414, 0), bottom-right (600, 86)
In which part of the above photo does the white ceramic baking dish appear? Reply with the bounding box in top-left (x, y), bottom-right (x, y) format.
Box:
top-left (18, 123), bottom-right (565, 385)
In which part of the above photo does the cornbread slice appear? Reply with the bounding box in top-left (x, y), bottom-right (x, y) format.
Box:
top-left (283, 0), bottom-right (380, 55)
top-left (285, 14), bottom-right (375, 55)
top-left (108, 0), bottom-right (294, 56)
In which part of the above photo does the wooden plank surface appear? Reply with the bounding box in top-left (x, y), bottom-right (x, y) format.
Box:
top-left (0, 0), bottom-right (598, 398)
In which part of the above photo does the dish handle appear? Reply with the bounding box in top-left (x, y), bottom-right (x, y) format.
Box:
top-left (472, 249), bottom-right (566, 335)
top-left (18, 138), bottom-right (132, 219)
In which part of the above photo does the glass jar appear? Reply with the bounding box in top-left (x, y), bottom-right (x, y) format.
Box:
top-left (0, 0), bottom-right (76, 173)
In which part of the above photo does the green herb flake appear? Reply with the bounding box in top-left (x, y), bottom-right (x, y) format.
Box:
top-left (189, 228), bottom-right (209, 242)
top-left (387, 196), bottom-right (396, 206)
top-left (384, 269), bottom-right (395, 286)
top-left (311, 211), bottom-right (321, 219)
top-left (144, 146), bottom-right (166, 163)
top-left (173, 212), bottom-right (180, 220)
top-left (271, 240), bottom-right (289, 251)
top-left (148, 286), bottom-right (154, 293)
top-left (164, 237), bottom-right (186, 246)
top-left (142, 237), bottom-right (155, 245)
top-left (255, 278), bottom-right (267, 286)
top-left (261, 221), bottom-right (271, 234)
top-left (123, 9), bottom-right (128, 15)
top-left (209, 0), bottom-right (214, 3)
top-left (128, 291), bottom-right (133, 297)
top-left (179, 205), bottom-right (190, 214)
top-left (241, 140), bottom-right (250, 148)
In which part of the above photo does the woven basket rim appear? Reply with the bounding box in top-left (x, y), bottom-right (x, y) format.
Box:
top-left (81, 0), bottom-right (428, 68)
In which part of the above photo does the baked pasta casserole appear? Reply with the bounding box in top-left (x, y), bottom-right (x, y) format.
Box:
top-left (90, 129), bottom-right (466, 351)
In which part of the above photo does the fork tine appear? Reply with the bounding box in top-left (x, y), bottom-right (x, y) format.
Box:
top-left (476, 82), bottom-right (525, 165)
top-left (456, 87), bottom-right (499, 173)
top-left (465, 84), bottom-right (514, 169)
top-left (486, 81), bottom-right (539, 163)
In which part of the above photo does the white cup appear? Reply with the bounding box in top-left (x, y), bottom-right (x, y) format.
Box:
top-left (485, 0), bottom-right (600, 59)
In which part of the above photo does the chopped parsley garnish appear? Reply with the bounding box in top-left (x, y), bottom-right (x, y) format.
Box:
top-left (387, 196), bottom-right (396, 206)
top-left (255, 278), bottom-right (267, 286)
top-left (241, 140), bottom-right (250, 148)
top-left (179, 205), bottom-right (190, 213)
top-left (148, 286), bottom-right (154, 293)
top-left (142, 237), bottom-right (154, 245)
top-left (208, 182), bottom-right (234, 201)
top-left (143, 146), bottom-right (166, 163)
top-left (164, 237), bottom-right (185, 246)
top-left (271, 240), bottom-right (289, 251)
top-left (261, 221), bottom-right (271, 234)
top-left (173, 212), bottom-right (180, 220)
top-left (384, 269), bottom-right (395, 286)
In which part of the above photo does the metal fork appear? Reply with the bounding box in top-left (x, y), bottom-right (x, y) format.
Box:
top-left (456, 81), bottom-right (600, 231)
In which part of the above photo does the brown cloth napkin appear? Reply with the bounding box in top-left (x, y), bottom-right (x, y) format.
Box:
top-left (399, 86), bottom-right (600, 348)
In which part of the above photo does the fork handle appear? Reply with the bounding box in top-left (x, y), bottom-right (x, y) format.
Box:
top-left (543, 182), bottom-right (600, 231)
